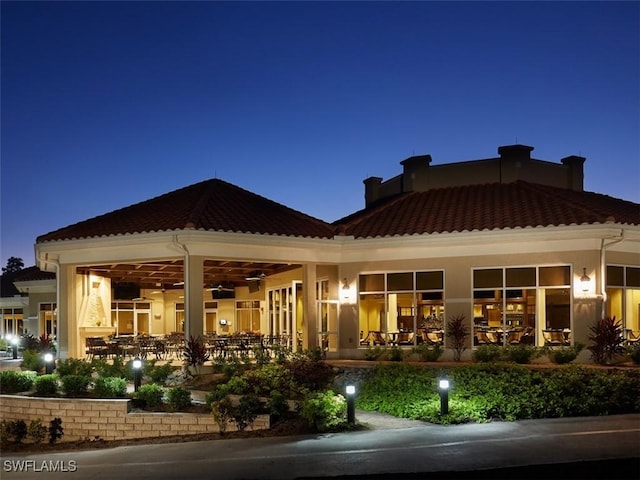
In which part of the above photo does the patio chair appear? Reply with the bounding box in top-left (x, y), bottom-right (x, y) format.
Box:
top-left (542, 330), bottom-right (564, 346)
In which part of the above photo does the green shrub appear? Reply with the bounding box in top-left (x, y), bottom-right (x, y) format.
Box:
top-left (167, 386), bottom-right (192, 411)
top-left (0, 370), bottom-right (36, 393)
top-left (242, 363), bottom-right (295, 397)
top-left (49, 418), bottom-right (64, 444)
top-left (412, 343), bottom-right (444, 362)
top-left (60, 375), bottom-right (91, 397)
top-left (33, 374), bottom-right (58, 396)
top-left (28, 419), bottom-right (47, 444)
top-left (503, 344), bottom-right (541, 364)
top-left (6, 419), bottom-right (28, 443)
top-left (267, 390), bottom-right (290, 419)
top-left (20, 349), bottom-right (44, 372)
top-left (206, 383), bottom-right (232, 409)
top-left (0, 420), bottom-right (10, 447)
top-left (93, 377), bottom-right (127, 398)
top-left (472, 344), bottom-right (503, 362)
top-left (56, 358), bottom-right (93, 378)
top-left (233, 394), bottom-right (262, 431)
top-left (356, 363), bottom-right (640, 425)
top-left (363, 346), bottom-right (384, 361)
top-left (300, 390), bottom-right (347, 432)
top-left (211, 396), bottom-right (234, 434)
top-left (134, 383), bottom-right (165, 409)
top-left (92, 357), bottom-right (129, 380)
top-left (387, 346), bottom-right (404, 362)
top-left (629, 344), bottom-right (640, 365)
top-left (146, 362), bottom-right (176, 384)
top-left (225, 375), bottom-right (250, 395)
top-left (549, 343), bottom-right (584, 364)
top-left (285, 356), bottom-right (334, 392)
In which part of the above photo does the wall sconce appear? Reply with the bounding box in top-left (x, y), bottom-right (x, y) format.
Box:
top-left (342, 278), bottom-right (349, 290)
top-left (580, 268), bottom-right (591, 292)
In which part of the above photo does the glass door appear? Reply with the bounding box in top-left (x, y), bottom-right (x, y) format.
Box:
top-left (317, 279), bottom-right (338, 353)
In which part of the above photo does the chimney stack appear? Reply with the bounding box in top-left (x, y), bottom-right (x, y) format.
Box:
top-left (561, 155), bottom-right (586, 191)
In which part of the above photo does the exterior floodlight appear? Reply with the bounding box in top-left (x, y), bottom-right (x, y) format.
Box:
top-left (11, 336), bottom-right (19, 360)
top-left (132, 357), bottom-right (143, 392)
top-left (43, 352), bottom-right (54, 374)
top-left (346, 384), bottom-right (356, 424)
top-left (439, 377), bottom-right (449, 415)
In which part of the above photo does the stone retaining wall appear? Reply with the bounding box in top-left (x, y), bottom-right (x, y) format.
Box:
top-left (0, 395), bottom-right (269, 442)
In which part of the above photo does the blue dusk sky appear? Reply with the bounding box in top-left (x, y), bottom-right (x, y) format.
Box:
top-left (1, 1), bottom-right (639, 268)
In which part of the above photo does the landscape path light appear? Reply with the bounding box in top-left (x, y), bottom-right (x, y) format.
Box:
top-left (132, 357), bottom-right (143, 392)
top-left (346, 384), bottom-right (356, 425)
top-left (439, 377), bottom-right (450, 415)
top-left (43, 352), bottom-right (54, 374)
top-left (11, 336), bottom-right (19, 360)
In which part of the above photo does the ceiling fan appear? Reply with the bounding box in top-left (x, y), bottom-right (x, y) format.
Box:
top-left (206, 282), bottom-right (235, 292)
top-left (245, 271), bottom-right (266, 281)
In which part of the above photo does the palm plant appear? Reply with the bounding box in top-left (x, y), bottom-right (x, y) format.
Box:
top-left (588, 316), bottom-right (626, 364)
top-left (447, 314), bottom-right (469, 361)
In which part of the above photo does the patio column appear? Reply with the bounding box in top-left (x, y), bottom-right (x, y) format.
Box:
top-left (57, 264), bottom-right (78, 359)
top-left (184, 255), bottom-right (205, 341)
top-left (302, 263), bottom-right (318, 350)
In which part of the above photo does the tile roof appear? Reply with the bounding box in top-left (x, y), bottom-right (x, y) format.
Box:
top-left (333, 181), bottom-right (640, 238)
top-left (1, 266), bottom-right (55, 297)
top-left (36, 179), bottom-right (639, 246)
top-left (37, 179), bottom-right (336, 243)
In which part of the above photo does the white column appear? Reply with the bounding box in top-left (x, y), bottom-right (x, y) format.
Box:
top-left (302, 263), bottom-right (317, 350)
top-left (184, 255), bottom-right (204, 340)
top-left (57, 264), bottom-right (78, 359)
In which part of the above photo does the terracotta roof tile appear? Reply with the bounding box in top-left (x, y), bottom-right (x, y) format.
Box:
top-left (37, 179), bottom-right (336, 243)
top-left (333, 181), bottom-right (640, 238)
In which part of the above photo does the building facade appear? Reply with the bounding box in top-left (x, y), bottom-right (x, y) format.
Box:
top-left (10, 144), bottom-right (638, 360)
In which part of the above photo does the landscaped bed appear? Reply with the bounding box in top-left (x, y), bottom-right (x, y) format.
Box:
top-left (2, 327), bottom-right (640, 452)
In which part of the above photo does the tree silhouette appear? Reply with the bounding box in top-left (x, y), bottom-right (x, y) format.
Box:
top-left (2, 256), bottom-right (24, 274)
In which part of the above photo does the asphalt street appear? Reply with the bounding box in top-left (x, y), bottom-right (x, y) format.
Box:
top-left (2, 413), bottom-right (638, 480)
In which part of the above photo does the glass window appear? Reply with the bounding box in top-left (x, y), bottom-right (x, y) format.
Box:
top-left (627, 267), bottom-right (640, 287)
top-left (236, 300), bottom-right (260, 332)
top-left (607, 266), bottom-right (624, 286)
top-left (539, 266), bottom-right (570, 286)
top-left (359, 271), bottom-right (444, 347)
top-left (506, 267), bottom-right (536, 287)
top-left (388, 272), bottom-right (413, 291)
top-left (416, 271), bottom-right (443, 290)
top-left (2, 308), bottom-right (24, 337)
top-left (359, 274), bottom-right (384, 292)
top-left (39, 303), bottom-right (57, 338)
top-left (473, 269), bottom-right (503, 288)
top-left (606, 265), bottom-right (640, 339)
top-left (473, 266), bottom-right (570, 348)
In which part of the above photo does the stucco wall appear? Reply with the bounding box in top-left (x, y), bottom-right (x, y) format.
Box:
top-left (0, 395), bottom-right (269, 442)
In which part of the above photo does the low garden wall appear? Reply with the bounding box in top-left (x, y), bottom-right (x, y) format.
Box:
top-left (0, 395), bottom-right (269, 443)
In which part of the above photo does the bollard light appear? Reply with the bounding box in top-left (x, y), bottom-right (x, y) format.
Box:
top-left (43, 352), bottom-right (54, 374)
top-left (132, 357), bottom-right (143, 392)
top-left (11, 336), bottom-right (19, 360)
top-left (439, 377), bottom-right (450, 415)
top-left (346, 384), bottom-right (356, 425)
